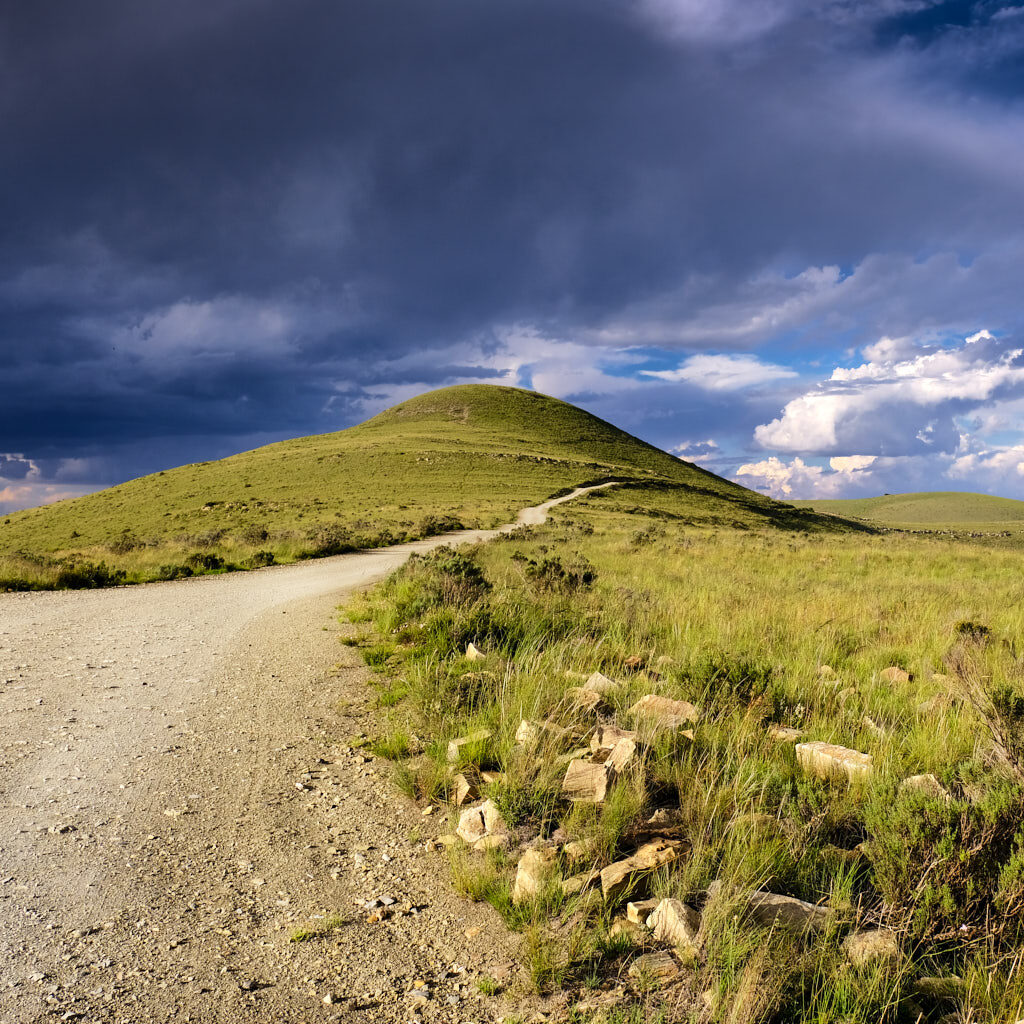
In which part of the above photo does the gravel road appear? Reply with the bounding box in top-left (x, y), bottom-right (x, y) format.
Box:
top-left (0, 487), bottom-right (610, 1024)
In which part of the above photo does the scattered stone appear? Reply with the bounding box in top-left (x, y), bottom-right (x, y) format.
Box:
top-left (626, 899), bottom-right (659, 925)
top-left (562, 759), bottom-right (612, 803)
top-left (607, 737), bottom-right (638, 773)
top-left (435, 833), bottom-right (459, 848)
top-left (465, 643), bottom-right (486, 662)
top-left (609, 917), bottom-right (642, 940)
top-left (900, 773), bottom-right (952, 801)
top-left (590, 725), bottom-right (638, 753)
top-left (455, 799), bottom-right (507, 844)
top-left (862, 716), bottom-right (888, 739)
top-left (913, 976), bottom-right (965, 1000)
top-left (767, 725), bottom-right (802, 743)
top-left (421, 805), bottom-right (436, 816)
top-left (464, 926), bottom-right (482, 939)
top-left (561, 869), bottom-right (600, 896)
top-left (917, 693), bottom-right (952, 715)
top-left (627, 951), bottom-right (681, 982)
top-left (563, 838), bottom-right (599, 867)
top-left (842, 928), bottom-right (901, 966)
top-left (601, 840), bottom-right (683, 902)
top-left (709, 882), bottom-right (833, 934)
top-left (818, 665), bottom-right (837, 679)
top-left (473, 833), bottom-right (510, 853)
top-left (512, 848), bottom-right (558, 904)
top-left (565, 688), bottom-right (605, 714)
top-left (516, 718), bottom-right (569, 747)
top-left (655, 655), bottom-right (674, 668)
top-left (586, 671), bottom-right (622, 694)
top-left (629, 694), bottom-right (699, 730)
top-left (451, 771), bottom-right (480, 808)
top-left (836, 687), bottom-right (859, 707)
top-left (446, 729), bottom-right (492, 763)
top-left (647, 898), bottom-right (700, 954)
top-left (881, 666), bottom-right (911, 684)
top-left (796, 741), bottom-right (873, 782)
top-left (646, 807), bottom-right (683, 828)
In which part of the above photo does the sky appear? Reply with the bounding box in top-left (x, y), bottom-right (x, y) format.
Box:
top-left (4, 0), bottom-right (1024, 512)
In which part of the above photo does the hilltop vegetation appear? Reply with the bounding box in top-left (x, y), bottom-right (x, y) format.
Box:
top-left (350, 492), bottom-right (1024, 1023)
top-left (0, 385), bottom-right (831, 590)
top-left (791, 491), bottom-right (1024, 531)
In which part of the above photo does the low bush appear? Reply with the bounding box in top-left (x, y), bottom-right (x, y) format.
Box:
top-left (54, 561), bottom-right (127, 589)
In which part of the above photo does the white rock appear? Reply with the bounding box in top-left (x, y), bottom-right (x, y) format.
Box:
top-left (796, 741), bottom-right (873, 782)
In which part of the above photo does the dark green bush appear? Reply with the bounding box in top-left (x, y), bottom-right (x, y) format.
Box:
top-left (245, 550), bottom-right (275, 568)
top-left (156, 564), bottom-right (194, 581)
top-left (184, 552), bottom-right (224, 571)
top-left (54, 561), bottom-right (127, 589)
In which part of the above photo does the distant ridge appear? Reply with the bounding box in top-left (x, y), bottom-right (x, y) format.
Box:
top-left (790, 490), bottom-right (1024, 526)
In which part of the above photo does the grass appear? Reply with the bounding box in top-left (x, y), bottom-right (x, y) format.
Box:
top-left (289, 913), bottom-right (348, 942)
top-left (791, 490), bottom-right (1024, 532)
top-left (348, 496), bottom-right (1024, 1021)
top-left (0, 384), bottom-right (834, 590)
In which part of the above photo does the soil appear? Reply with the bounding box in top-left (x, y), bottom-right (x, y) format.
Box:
top-left (0, 488), bottom-right (610, 1024)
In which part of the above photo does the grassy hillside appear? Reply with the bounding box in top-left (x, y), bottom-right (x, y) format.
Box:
top-left (0, 384), bottom-right (831, 589)
top-left (790, 491), bottom-right (1024, 530)
top-left (351, 490), bottom-right (1024, 1022)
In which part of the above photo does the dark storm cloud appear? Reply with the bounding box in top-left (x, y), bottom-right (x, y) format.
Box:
top-left (2, 0), bottom-right (1024, 506)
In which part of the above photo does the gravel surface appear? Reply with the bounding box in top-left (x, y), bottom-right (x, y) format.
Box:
top-left (0, 488), bottom-right (610, 1024)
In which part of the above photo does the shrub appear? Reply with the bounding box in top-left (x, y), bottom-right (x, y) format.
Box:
top-left (239, 524), bottom-right (269, 545)
top-left (304, 523), bottom-right (355, 556)
top-left (54, 561), bottom-right (127, 589)
top-left (245, 550), bottom-right (275, 568)
top-left (156, 564), bottom-right (194, 581)
top-left (184, 552), bottom-right (224, 571)
top-left (523, 554), bottom-right (597, 594)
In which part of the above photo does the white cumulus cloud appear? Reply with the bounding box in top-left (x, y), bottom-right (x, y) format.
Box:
top-left (643, 353), bottom-right (798, 391)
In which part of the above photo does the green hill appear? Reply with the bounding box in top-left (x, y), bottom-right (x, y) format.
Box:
top-left (0, 384), bottom-right (835, 588)
top-left (790, 490), bottom-right (1024, 529)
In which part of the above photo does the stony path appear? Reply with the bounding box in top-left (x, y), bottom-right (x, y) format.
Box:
top-left (0, 487), bottom-right (612, 1024)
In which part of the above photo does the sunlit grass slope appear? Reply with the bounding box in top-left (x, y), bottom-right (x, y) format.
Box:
top-left (791, 490), bottom-right (1024, 531)
top-left (0, 384), bottom-right (834, 588)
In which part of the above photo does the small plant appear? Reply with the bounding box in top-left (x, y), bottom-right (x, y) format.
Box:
top-left (369, 729), bottom-right (413, 760)
top-left (289, 913), bottom-right (347, 942)
top-left (55, 560), bottom-right (127, 589)
top-left (474, 976), bottom-right (502, 996)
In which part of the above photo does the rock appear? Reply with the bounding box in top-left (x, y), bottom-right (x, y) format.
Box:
top-left (796, 741), bottom-right (873, 781)
top-left (624, 655), bottom-right (646, 670)
top-left (862, 716), bottom-right (888, 739)
top-left (446, 729), bottom-right (492, 763)
top-left (562, 759), bottom-right (612, 803)
top-left (900, 773), bottom-right (952, 801)
top-left (626, 899), bottom-right (660, 925)
top-left (585, 670), bottom-right (622, 694)
top-left (655, 655), bottom-right (675, 667)
top-left (646, 807), bottom-right (683, 827)
top-left (713, 883), bottom-right (833, 934)
top-left (455, 799), bottom-right (507, 844)
top-left (728, 812), bottom-right (785, 836)
top-left (881, 666), bottom-right (911, 683)
top-left (601, 840), bottom-right (683, 902)
top-left (627, 951), bottom-right (681, 982)
top-left (563, 838), bottom-right (600, 867)
top-left (465, 643), bottom-right (486, 662)
top-left (464, 926), bottom-right (482, 939)
top-left (629, 694), bottom-right (699, 730)
top-left (473, 833), bottom-right (510, 852)
top-left (607, 736), bottom-right (638, 773)
top-left (452, 771), bottom-right (480, 807)
top-left (435, 833), bottom-right (459, 848)
top-left (914, 976), bottom-right (965, 1000)
top-left (565, 688), bottom-right (605, 713)
top-left (767, 725), bottom-right (802, 743)
top-left (561, 869), bottom-right (600, 896)
top-left (818, 665), bottom-right (837, 679)
top-left (917, 693), bottom-right (952, 715)
top-left (647, 899), bottom-right (700, 954)
top-left (516, 718), bottom-right (569, 747)
top-left (609, 917), bottom-right (642, 940)
top-left (842, 928), bottom-right (900, 966)
top-left (836, 687), bottom-right (859, 707)
top-left (512, 848), bottom-right (558, 903)
top-left (480, 770), bottom-right (502, 785)
top-left (590, 725), bottom-right (638, 753)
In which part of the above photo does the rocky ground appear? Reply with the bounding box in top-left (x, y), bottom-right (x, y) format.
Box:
top-left (0, 531), bottom-right (565, 1024)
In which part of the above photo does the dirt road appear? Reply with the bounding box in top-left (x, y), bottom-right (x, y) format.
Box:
top-left (0, 486), bottom-right (610, 1023)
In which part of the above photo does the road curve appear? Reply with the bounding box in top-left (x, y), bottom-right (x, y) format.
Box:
top-left (0, 483), bottom-right (613, 1023)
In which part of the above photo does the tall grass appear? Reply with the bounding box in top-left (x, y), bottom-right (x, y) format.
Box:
top-left (350, 507), bottom-right (1024, 1019)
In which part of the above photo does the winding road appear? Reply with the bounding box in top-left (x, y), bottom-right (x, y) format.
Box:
top-left (0, 485), bottom-right (611, 1023)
